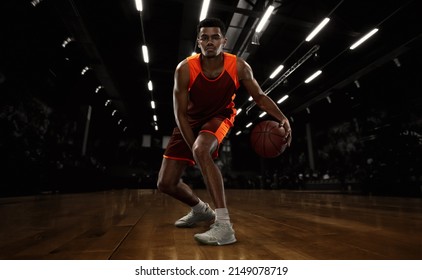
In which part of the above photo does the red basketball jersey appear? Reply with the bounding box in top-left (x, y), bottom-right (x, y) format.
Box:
top-left (186, 53), bottom-right (240, 127)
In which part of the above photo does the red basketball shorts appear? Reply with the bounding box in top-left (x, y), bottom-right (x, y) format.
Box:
top-left (163, 116), bottom-right (234, 166)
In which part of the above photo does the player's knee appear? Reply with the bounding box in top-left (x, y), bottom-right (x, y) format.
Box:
top-left (192, 143), bottom-right (209, 162)
top-left (157, 178), bottom-right (173, 194)
top-left (156, 179), bottom-right (167, 193)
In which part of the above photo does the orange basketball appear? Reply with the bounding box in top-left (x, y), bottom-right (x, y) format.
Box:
top-left (250, 120), bottom-right (287, 158)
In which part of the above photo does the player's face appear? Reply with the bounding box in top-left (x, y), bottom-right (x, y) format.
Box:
top-left (197, 27), bottom-right (227, 57)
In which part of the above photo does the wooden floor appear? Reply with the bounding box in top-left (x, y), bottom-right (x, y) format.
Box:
top-left (0, 188), bottom-right (421, 260)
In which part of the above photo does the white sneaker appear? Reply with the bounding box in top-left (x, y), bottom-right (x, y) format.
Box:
top-left (194, 222), bottom-right (237, 245)
top-left (174, 203), bottom-right (215, 228)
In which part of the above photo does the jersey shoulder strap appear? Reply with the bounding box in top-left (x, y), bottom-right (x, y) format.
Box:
top-left (223, 52), bottom-right (239, 89)
top-left (187, 53), bottom-right (201, 89)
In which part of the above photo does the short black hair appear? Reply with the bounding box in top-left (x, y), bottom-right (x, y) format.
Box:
top-left (197, 18), bottom-right (226, 36)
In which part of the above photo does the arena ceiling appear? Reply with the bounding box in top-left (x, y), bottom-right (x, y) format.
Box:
top-left (2, 0), bottom-right (421, 139)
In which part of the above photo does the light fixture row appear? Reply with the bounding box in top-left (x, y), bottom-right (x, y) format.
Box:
top-left (135, 0), bottom-right (159, 131)
top-left (235, 7), bottom-right (380, 136)
top-left (60, 44), bottom-right (128, 132)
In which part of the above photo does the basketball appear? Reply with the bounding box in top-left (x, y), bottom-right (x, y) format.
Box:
top-left (250, 120), bottom-right (288, 158)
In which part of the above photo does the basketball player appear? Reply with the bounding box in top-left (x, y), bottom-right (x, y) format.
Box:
top-left (157, 18), bottom-right (292, 245)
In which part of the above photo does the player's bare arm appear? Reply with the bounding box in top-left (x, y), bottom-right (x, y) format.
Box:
top-left (173, 60), bottom-right (196, 149)
top-left (237, 58), bottom-right (292, 145)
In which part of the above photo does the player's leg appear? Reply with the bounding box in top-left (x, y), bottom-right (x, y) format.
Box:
top-left (192, 117), bottom-right (237, 245)
top-left (157, 157), bottom-right (195, 205)
top-left (193, 117), bottom-right (233, 209)
top-left (158, 127), bottom-right (200, 206)
top-left (191, 132), bottom-right (226, 208)
top-left (157, 157), bottom-right (214, 227)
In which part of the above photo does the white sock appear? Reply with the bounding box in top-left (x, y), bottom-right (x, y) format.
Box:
top-left (191, 198), bottom-right (207, 213)
top-left (215, 208), bottom-right (231, 224)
